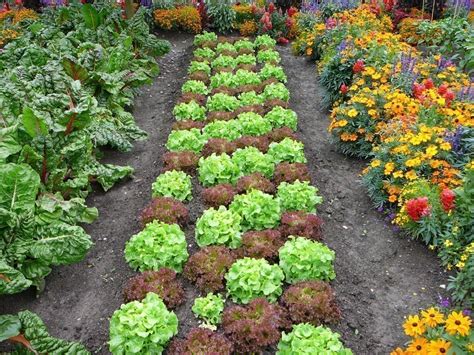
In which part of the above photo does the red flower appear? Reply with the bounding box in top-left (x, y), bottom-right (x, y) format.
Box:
top-left (352, 59), bottom-right (365, 73)
top-left (287, 7), bottom-right (297, 17)
top-left (438, 84), bottom-right (448, 95)
top-left (15, 0), bottom-right (22, 5)
top-left (340, 83), bottom-right (348, 95)
top-left (424, 78), bottom-right (434, 89)
top-left (444, 90), bottom-right (455, 102)
top-left (440, 189), bottom-right (455, 212)
top-left (285, 17), bottom-right (294, 28)
top-left (268, 2), bottom-right (276, 13)
top-left (277, 37), bottom-right (289, 45)
top-left (406, 197), bottom-right (431, 221)
top-left (412, 83), bottom-right (425, 99)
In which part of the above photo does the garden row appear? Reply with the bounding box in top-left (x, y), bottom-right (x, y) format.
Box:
top-left (0, 2), bottom-right (170, 295)
top-left (108, 32), bottom-right (353, 354)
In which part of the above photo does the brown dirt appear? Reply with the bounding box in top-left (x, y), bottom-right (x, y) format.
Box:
top-left (0, 33), bottom-right (450, 354)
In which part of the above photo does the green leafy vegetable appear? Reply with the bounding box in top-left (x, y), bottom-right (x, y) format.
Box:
top-left (203, 120), bottom-right (242, 141)
top-left (189, 61), bottom-right (211, 75)
top-left (198, 153), bottom-right (240, 187)
top-left (263, 83), bottom-right (290, 102)
top-left (260, 64), bottom-right (287, 83)
top-left (194, 31), bottom-right (218, 46)
top-left (151, 170), bottom-right (193, 202)
top-left (238, 91), bottom-right (265, 106)
top-left (182, 80), bottom-right (209, 95)
top-left (267, 138), bottom-right (307, 164)
top-left (257, 50), bottom-right (281, 64)
top-left (277, 181), bottom-right (323, 213)
top-left (192, 293), bottom-right (225, 326)
top-left (236, 112), bottom-right (272, 136)
top-left (232, 147), bottom-right (275, 178)
top-left (211, 55), bottom-right (236, 69)
top-left (166, 129), bottom-right (206, 153)
top-left (195, 206), bottom-right (242, 248)
top-left (207, 93), bottom-right (240, 112)
top-left (173, 101), bottom-right (206, 121)
top-left (265, 106), bottom-right (298, 130)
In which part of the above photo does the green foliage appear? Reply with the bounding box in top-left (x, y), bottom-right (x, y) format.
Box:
top-left (189, 61), bottom-right (211, 75)
top-left (263, 83), bottom-right (290, 102)
top-left (234, 39), bottom-right (255, 52)
top-left (255, 35), bottom-right (276, 49)
top-left (211, 55), bottom-right (236, 69)
top-left (237, 112), bottom-right (272, 136)
top-left (277, 323), bottom-right (352, 354)
top-left (194, 47), bottom-right (215, 60)
top-left (233, 69), bottom-right (261, 86)
top-left (260, 64), bottom-right (287, 83)
top-left (279, 237), bottom-right (336, 284)
top-left (166, 129), bottom-right (206, 153)
top-left (109, 293), bottom-right (178, 354)
top-left (277, 181), bottom-right (323, 213)
top-left (207, 93), bottom-right (240, 112)
top-left (207, 0), bottom-right (236, 33)
top-left (235, 54), bottom-right (257, 66)
top-left (238, 91), bottom-right (265, 106)
top-left (265, 106), bottom-right (298, 130)
top-left (225, 257), bottom-right (284, 304)
top-left (173, 101), bottom-right (206, 121)
top-left (198, 153), bottom-right (240, 187)
top-left (203, 120), bottom-right (242, 141)
top-left (192, 293), bottom-right (225, 326)
top-left (182, 80), bottom-right (209, 95)
top-left (257, 50), bottom-right (281, 64)
top-left (232, 147), bottom-right (275, 178)
top-left (210, 72), bottom-right (235, 89)
top-left (125, 221), bottom-right (188, 272)
top-left (230, 190), bottom-right (281, 231)
top-left (216, 42), bottom-right (237, 54)
top-left (151, 170), bottom-right (193, 202)
top-left (268, 138), bottom-right (307, 164)
top-left (194, 31), bottom-right (218, 46)
top-left (195, 206), bottom-right (242, 248)
top-left (0, 310), bottom-right (89, 354)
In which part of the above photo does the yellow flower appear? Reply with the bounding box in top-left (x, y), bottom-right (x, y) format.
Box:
top-left (338, 119), bottom-right (348, 127)
top-left (425, 145), bottom-right (438, 158)
top-left (444, 239), bottom-right (453, 247)
top-left (405, 170), bottom-right (417, 180)
top-left (391, 348), bottom-right (407, 355)
top-left (407, 337), bottom-right (428, 354)
top-left (372, 72), bottom-right (381, 80)
top-left (393, 170), bottom-right (404, 179)
top-left (406, 158), bottom-right (422, 168)
top-left (445, 311), bottom-right (471, 336)
top-left (371, 159), bottom-right (381, 168)
top-left (347, 108), bottom-right (358, 117)
top-left (384, 162), bottom-right (395, 175)
top-left (368, 109), bottom-right (378, 117)
top-left (421, 307), bottom-right (444, 328)
top-left (403, 315), bottom-right (426, 337)
top-left (439, 142), bottom-right (451, 151)
top-left (427, 339), bottom-right (450, 354)
top-left (456, 261), bottom-right (465, 269)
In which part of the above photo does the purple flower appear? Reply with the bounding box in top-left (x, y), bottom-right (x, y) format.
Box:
top-left (377, 206), bottom-right (384, 213)
top-left (140, 0), bottom-right (152, 7)
top-left (463, 309), bottom-right (472, 316)
top-left (439, 296), bottom-right (451, 308)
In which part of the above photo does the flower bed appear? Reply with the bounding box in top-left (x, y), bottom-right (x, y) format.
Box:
top-left (109, 32), bottom-right (352, 354)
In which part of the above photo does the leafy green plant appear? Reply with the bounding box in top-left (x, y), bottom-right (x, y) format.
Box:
top-left (268, 138), bottom-right (307, 164)
top-left (198, 153), bottom-right (240, 187)
top-left (277, 323), bottom-right (352, 354)
top-left (236, 173), bottom-right (275, 194)
top-left (277, 181), bottom-right (323, 213)
top-left (265, 106), bottom-right (298, 130)
top-left (211, 55), bottom-right (236, 69)
top-left (192, 293), bottom-right (225, 326)
top-left (140, 197), bottom-right (189, 227)
top-left (239, 229), bottom-right (283, 260)
top-left (234, 39), bottom-right (255, 52)
top-left (232, 147), bottom-right (275, 178)
top-left (263, 83), bottom-right (290, 102)
top-left (260, 64), bottom-right (287, 83)
top-left (194, 47), bottom-right (215, 60)
top-left (238, 91), bottom-right (265, 106)
top-left (166, 128), bottom-right (206, 153)
top-left (189, 61), bottom-right (211, 75)
top-left (109, 293), bottom-right (178, 354)
top-left (124, 221), bottom-right (188, 272)
top-left (202, 138), bottom-right (237, 157)
top-left (207, 93), bottom-right (240, 112)
top-left (257, 50), bottom-right (281, 64)
top-left (151, 170), bottom-right (193, 202)
top-left (203, 120), bottom-right (242, 141)
top-left (230, 189), bottom-right (281, 231)
top-left (255, 34), bottom-right (276, 49)
top-left (279, 237), bottom-right (336, 284)
top-left (173, 100), bottom-right (206, 121)
top-left (237, 112), bottom-right (272, 136)
top-left (0, 311), bottom-right (89, 354)
top-left (233, 69), bottom-right (261, 87)
top-left (202, 183), bottom-right (236, 207)
top-left (210, 71), bottom-right (235, 89)
top-left (216, 42), bottom-right (237, 55)
top-left (274, 162), bottom-right (311, 185)
top-left (182, 80), bottom-right (209, 95)
top-left (207, 0), bottom-right (236, 33)
top-left (194, 31), bottom-right (218, 47)
top-left (235, 54), bottom-right (257, 66)
top-left (225, 257), bottom-right (285, 304)
top-left (195, 206), bottom-right (242, 248)
top-left (162, 151), bottom-right (200, 174)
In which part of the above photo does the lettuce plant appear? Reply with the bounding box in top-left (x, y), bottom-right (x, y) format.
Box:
top-left (182, 80), bottom-right (209, 95)
top-left (274, 162), bottom-right (311, 185)
top-left (280, 212), bottom-right (323, 241)
top-left (166, 128), bottom-right (206, 153)
top-left (254, 34), bottom-right (276, 49)
top-left (125, 221), bottom-right (188, 272)
top-left (109, 293), bottom-right (178, 354)
top-left (237, 112), bottom-right (272, 136)
top-left (198, 153), bottom-right (239, 187)
top-left (233, 69), bottom-right (261, 86)
top-left (230, 189), bottom-right (281, 231)
top-left (263, 83), bottom-right (290, 102)
top-left (236, 173), bottom-right (275, 194)
top-left (239, 229), bottom-right (283, 261)
top-left (194, 31), bottom-right (218, 47)
top-left (225, 257), bottom-right (284, 304)
top-left (168, 328), bottom-right (233, 355)
top-left (235, 54), bottom-right (257, 66)
top-left (222, 298), bottom-right (289, 353)
top-left (211, 55), bottom-right (236, 69)
top-left (210, 71), bottom-right (235, 89)
top-left (202, 138), bottom-right (236, 157)
top-left (266, 127), bottom-right (298, 143)
top-left (281, 281), bottom-right (341, 326)
top-left (151, 170), bottom-right (193, 202)
top-left (265, 106), bottom-right (298, 130)
top-left (193, 47), bottom-right (215, 60)
top-left (257, 49), bottom-right (281, 64)
top-left (234, 135), bottom-right (270, 152)
top-left (172, 120), bottom-right (205, 131)
top-left (206, 93), bottom-right (240, 112)
top-left (162, 151), bottom-right (199, 174)
top-left (232, 147), bottom-right (275, 179)
top-left (192, 293), bottom-right (225, 326)
top-left (202, 183), bottom-right (236, 207)
top-left (277, 181), bottom-right (323, 213)
top-left (173, 100), bottom-right (206, 121)
top-left (277, 324), bottom-right (352, 354)
top-left (140, 197), bottom-right (189, 227)
top-left (260, 63), bottom-right (287, 82)
top-left (279, 237), bottom-right (336, 283)
top-left (207, 110), bottom-right (237, 121)
top-left (267, 138), bottom-right (307, 164)
top-left (216, 42), bottom-right (237, 54)
top-left (234, 39), bottom-right (254, 52)
top-left (189, 61), bottom-right (211, 75)
top-left (203, 120), bottom-right (242, 141)
top-left (184, 246), bottom-right (236, 293)
top-left (195, 206), bottom-right (242, 248)
top-left (123, 268), bottom-right (185, 309)
top-left (238, 91), bottom-right (265, 106)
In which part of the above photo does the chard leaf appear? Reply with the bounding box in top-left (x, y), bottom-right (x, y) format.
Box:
top-left (21, 108), bottom-right (48, 138)
top-left (0, 261), bottom-right (32, 295)
top-left (0, 126), bottom-right (21, 161)
top-left (0, 314), bottom-right (21, 342)
top-left (81, 4), bottom-right (100, 30)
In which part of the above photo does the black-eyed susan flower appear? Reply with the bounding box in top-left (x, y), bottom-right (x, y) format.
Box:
top-left (445, 311), bottom-right (472, 337)
top-left (421, 307), bottom-right (444, 328)
top-left (403, 315), bottom-right (426, 337)
top-left (426, 339), bottom-right (450, 354)
top-left (407, 337), bottom-right (428, 354)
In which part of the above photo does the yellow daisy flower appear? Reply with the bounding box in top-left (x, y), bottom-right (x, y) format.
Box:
top-left (445, 311), bottom-right (471, 336)
top-left (403, 315), bottom-right (426, 337)
top-left (421, 307), bottom-right (444, 328)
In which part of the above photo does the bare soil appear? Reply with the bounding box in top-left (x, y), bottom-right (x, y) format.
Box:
top-left (0, 33), bottom-right (449, 354)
